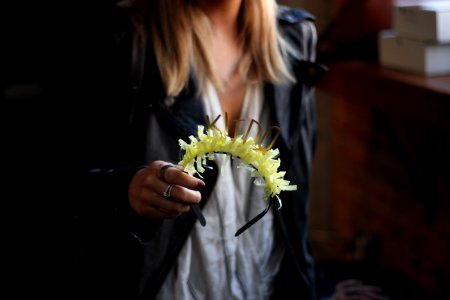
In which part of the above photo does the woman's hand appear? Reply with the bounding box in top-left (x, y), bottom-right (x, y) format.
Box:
top-left (128, 160), bottom-right (205, 219)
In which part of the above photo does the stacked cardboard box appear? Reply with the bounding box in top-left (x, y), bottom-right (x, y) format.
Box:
top-left (379, 0), bottom-right (450, 76)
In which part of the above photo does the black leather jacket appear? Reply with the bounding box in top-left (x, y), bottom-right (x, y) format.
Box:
top-left (63, 4), bottom-right (325, 300)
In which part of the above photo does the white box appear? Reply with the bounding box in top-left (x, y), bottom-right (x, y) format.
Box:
top-left (393, 1), bottom-right (450, 43)
top-left (379, 30), bottom-right (450, 76)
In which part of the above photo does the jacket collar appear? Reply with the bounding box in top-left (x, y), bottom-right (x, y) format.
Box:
top-left (277, 5), bottom-right (315, 24)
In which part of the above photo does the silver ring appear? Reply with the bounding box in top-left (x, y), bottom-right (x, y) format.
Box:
top-left (159, 164), bottom-right (174, 182)
top-left (163, 184), bottom-right (175, 200)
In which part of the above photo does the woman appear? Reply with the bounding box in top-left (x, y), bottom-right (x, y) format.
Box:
top-left (67, 0), bottom-right (325, 299)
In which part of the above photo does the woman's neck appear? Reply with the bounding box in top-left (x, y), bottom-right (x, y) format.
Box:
top-left (197, 0), bottom-right (247, 135)
top-left (196, 0), bottom-right (242, 35)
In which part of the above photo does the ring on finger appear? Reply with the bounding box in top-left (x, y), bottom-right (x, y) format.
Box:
top-left (159, 163), bottom-right (174, 182)
top-left (163, 183), bottom-right (175, 200)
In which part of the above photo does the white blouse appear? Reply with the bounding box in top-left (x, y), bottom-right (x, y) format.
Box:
top-left (156, 82), bottom-right (284, 300)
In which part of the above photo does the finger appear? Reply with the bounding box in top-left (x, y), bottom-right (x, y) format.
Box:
top-left (134, 190), bottom-right (191, 216)
top-left (159, 163), bottom-right (174, 182)
top-left (129, 161), bottom-right (205, 219)
top-left (159, 163), bottom-right (205, 191)
top-left (153, 180), bottom-right (202, 205)
top-left (136, 162), bottom-right (202, 204)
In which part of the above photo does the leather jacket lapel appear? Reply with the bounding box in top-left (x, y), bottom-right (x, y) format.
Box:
top-left (265, 81), bottom-right (297, 153)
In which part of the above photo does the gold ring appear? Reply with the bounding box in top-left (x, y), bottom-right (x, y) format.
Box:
top-left (163, 184), bottom-right (175, 200)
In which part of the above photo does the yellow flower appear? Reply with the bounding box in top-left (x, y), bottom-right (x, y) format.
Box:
top-left (178, 125), bottom-right (297, 207)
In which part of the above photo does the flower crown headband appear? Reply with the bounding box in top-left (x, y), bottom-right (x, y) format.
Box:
top-left (178, 114), bottom-right (297, 236)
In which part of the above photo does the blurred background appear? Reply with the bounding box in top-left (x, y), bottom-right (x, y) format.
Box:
top-left (281, 0), bottom-right (450, 299)
top-left (4, 0), bottom-right (450, 299)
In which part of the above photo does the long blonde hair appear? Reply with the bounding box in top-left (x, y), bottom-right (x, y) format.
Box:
top-left (122, 0), bottom-right (297, 97)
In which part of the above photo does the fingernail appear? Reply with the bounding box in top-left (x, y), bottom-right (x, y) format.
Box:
top-left (197, 181), bottom-right (205, 191)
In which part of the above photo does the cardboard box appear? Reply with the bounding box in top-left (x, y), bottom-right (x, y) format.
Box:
top-left (393, 1), bottom-right (450, 43)
top-left (379, 30), bottom-right (450, 76)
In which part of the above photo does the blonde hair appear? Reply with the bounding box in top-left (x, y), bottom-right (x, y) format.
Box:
top-left (122, 0), bottom-right (297, 97)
